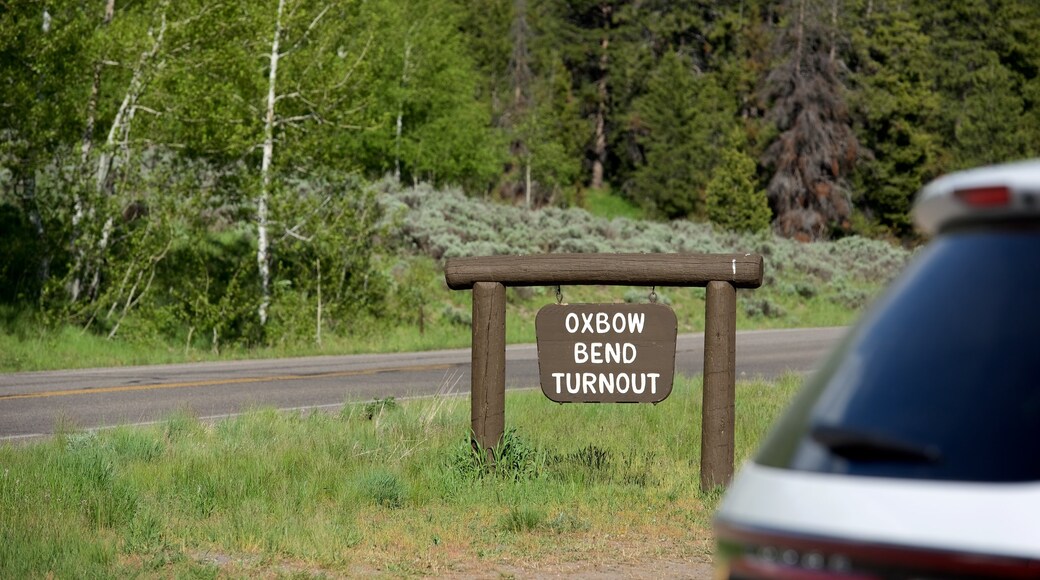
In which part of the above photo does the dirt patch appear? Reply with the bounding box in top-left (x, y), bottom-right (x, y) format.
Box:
top-left (346, 557), bottom-right (715, 579)
top-left (478, 558), bottom-right (715, 579)
top-left (365, 531), bottom-right (716, 578)
top-left (187, 530), bottom-right (718, 578)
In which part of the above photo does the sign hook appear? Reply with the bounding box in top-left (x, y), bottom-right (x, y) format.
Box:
top-left (649, 286), bottom-right (658, 304)
top-left (555, 285), bottom-right (563, 304)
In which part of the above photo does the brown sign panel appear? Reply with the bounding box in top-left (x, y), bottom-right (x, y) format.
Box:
top-left (535, 303), bottom-right (677, 403)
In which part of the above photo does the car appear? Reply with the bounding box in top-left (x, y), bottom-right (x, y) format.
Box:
top-left (714, 159), bottom-right (1040, 579)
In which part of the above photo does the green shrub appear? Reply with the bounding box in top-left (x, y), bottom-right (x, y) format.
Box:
top-left (380, 179), bottom-right (910, 286)
top-left (441, 305), bottom-right (471, 327)
top-left (744, 297), bottom-right (786, 319)
top-left (828, 285), bottom-right (871, 309)
top-left (499, 506), bottom-right (544, 532)
top-left (705, 143), bottom-right (771, 233)
top-left (794, 282), bottom-right (817, 299)
top-left (362, 397), bottom-right (399, 420)
top-left (359, 471), bottom-right (405, 508)
top-left (452, 428), bottom-right (545, 482)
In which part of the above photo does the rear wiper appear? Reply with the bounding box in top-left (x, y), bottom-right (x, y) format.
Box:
top-left (811, 425), bottom-right (942, 464)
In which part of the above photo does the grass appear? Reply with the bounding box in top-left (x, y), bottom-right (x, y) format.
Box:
top-left (580, 186), bottom-right (645, 220)
top-left (0, 274), bottom-right (876, 372)
top-left (0, 373), bottom-right (802, 577)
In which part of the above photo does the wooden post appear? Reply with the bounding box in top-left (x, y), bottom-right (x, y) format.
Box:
top-left (471, 281), bottom-right (506, 457)
top-left (701, 280), bottom-right (736, 491)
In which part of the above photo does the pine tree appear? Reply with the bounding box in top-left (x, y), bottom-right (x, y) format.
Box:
top-left (706, 133), bottom-right (771, 233)
top-left (907, 0), bottom-right (1035, 170)
top-left (540, 0), bottom-right (632, 190)
top-left (629, 51), bottom-right (735, 219)
top-left (709, 0), bottom-right (775, 124)
top-left (762, 0), bottom-right (860, 240)
top-left (848, 2), bottom-right (941, 236)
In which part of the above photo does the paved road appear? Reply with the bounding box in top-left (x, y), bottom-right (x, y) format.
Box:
top-left (0, 327), bottom-right (846, 441)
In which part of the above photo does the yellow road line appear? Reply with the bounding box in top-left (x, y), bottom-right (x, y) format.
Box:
top-left (0, 363), bottom-right (458, 401)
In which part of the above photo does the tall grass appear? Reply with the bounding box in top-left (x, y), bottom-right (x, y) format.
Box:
top-left (0, 374), bottom-right (801, 576)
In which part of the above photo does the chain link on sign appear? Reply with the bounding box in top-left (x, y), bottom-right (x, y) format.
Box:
top-left (555, 285), bottom-right (563, 304)
top-left (649, 286), bottom-right (658, 304)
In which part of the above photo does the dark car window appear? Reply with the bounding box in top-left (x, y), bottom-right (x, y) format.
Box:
top-left (757, 229), bottom-right (1040, 482)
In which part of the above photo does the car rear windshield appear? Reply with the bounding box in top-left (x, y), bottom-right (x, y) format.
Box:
top-left (756, 229), bottom-right (1040, 482)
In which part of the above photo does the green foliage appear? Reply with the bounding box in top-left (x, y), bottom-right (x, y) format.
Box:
top-left (0, 1), bottom-right (92, 170)
top-left (108, 426), bottom-right (166, 463)
top-left (15, 151), bottom-right (390, 351)
top-left (546, 511), bottom-right (590, 533)
top-left (0, 203), bottom-right (46, 302)
top-left (629, 52), bottom-right (737, 219)
top-left (158, 224), bottom-right (262, 350)
top-left (362, 397), bottom-right (400, 420)
top-left (849, 5), bottom-right (943, 236)
top-left (706, 136), bottom-right (771, 233)
top-left (9, 0), bottom-right (1040, 364)
top-left (335, 0), bottom-right (504, 189)
top-left (1, 0), bottom-right (493, 349)
top-left (387, 255), bottom-right (441, 332)
top-left (907, 0), bottom-right (1040, 171)
top-left (501, 52), bottom-right (586, 206)
top-left (265, 174), bottom-right (390, 345)
top-left (0, 174), bottom-right (912, 372)
top-left (827, 278), bottom-right (870, 310)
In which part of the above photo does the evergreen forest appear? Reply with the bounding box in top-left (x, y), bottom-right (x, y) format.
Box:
top-left (2, 0), bottom-right (1039, 351)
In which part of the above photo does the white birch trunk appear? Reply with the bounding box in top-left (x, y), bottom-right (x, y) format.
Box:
top-left (81, 0), bottom-right (116, 164)
top-left (394, 38), bottom-right (412, 183)
top-left (81, 65), bottom-right (102, 167)
top-left (524, 159), bottom-right (532, 209)
top-left (257, 0), bottom-right (286, 327)
top-left (72, 0), bottom-right (115, 302)
top-left (315, 257), bottom-right (322, 346)
top-left (86, 7), bottom-right (167, 301)
top-left (394, 110), bottom-right (403, 182)
top-left (97, 5), bottom-right (165, 194)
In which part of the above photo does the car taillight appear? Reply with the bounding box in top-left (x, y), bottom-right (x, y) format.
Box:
top-left (715, 520), bottom-right (1040, 579)
top-left (955, 186), bottom-right (1011, 207)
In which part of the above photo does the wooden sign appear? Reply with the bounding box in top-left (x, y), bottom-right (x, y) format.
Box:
top-left (535, 303), bottom-right (678, 403)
